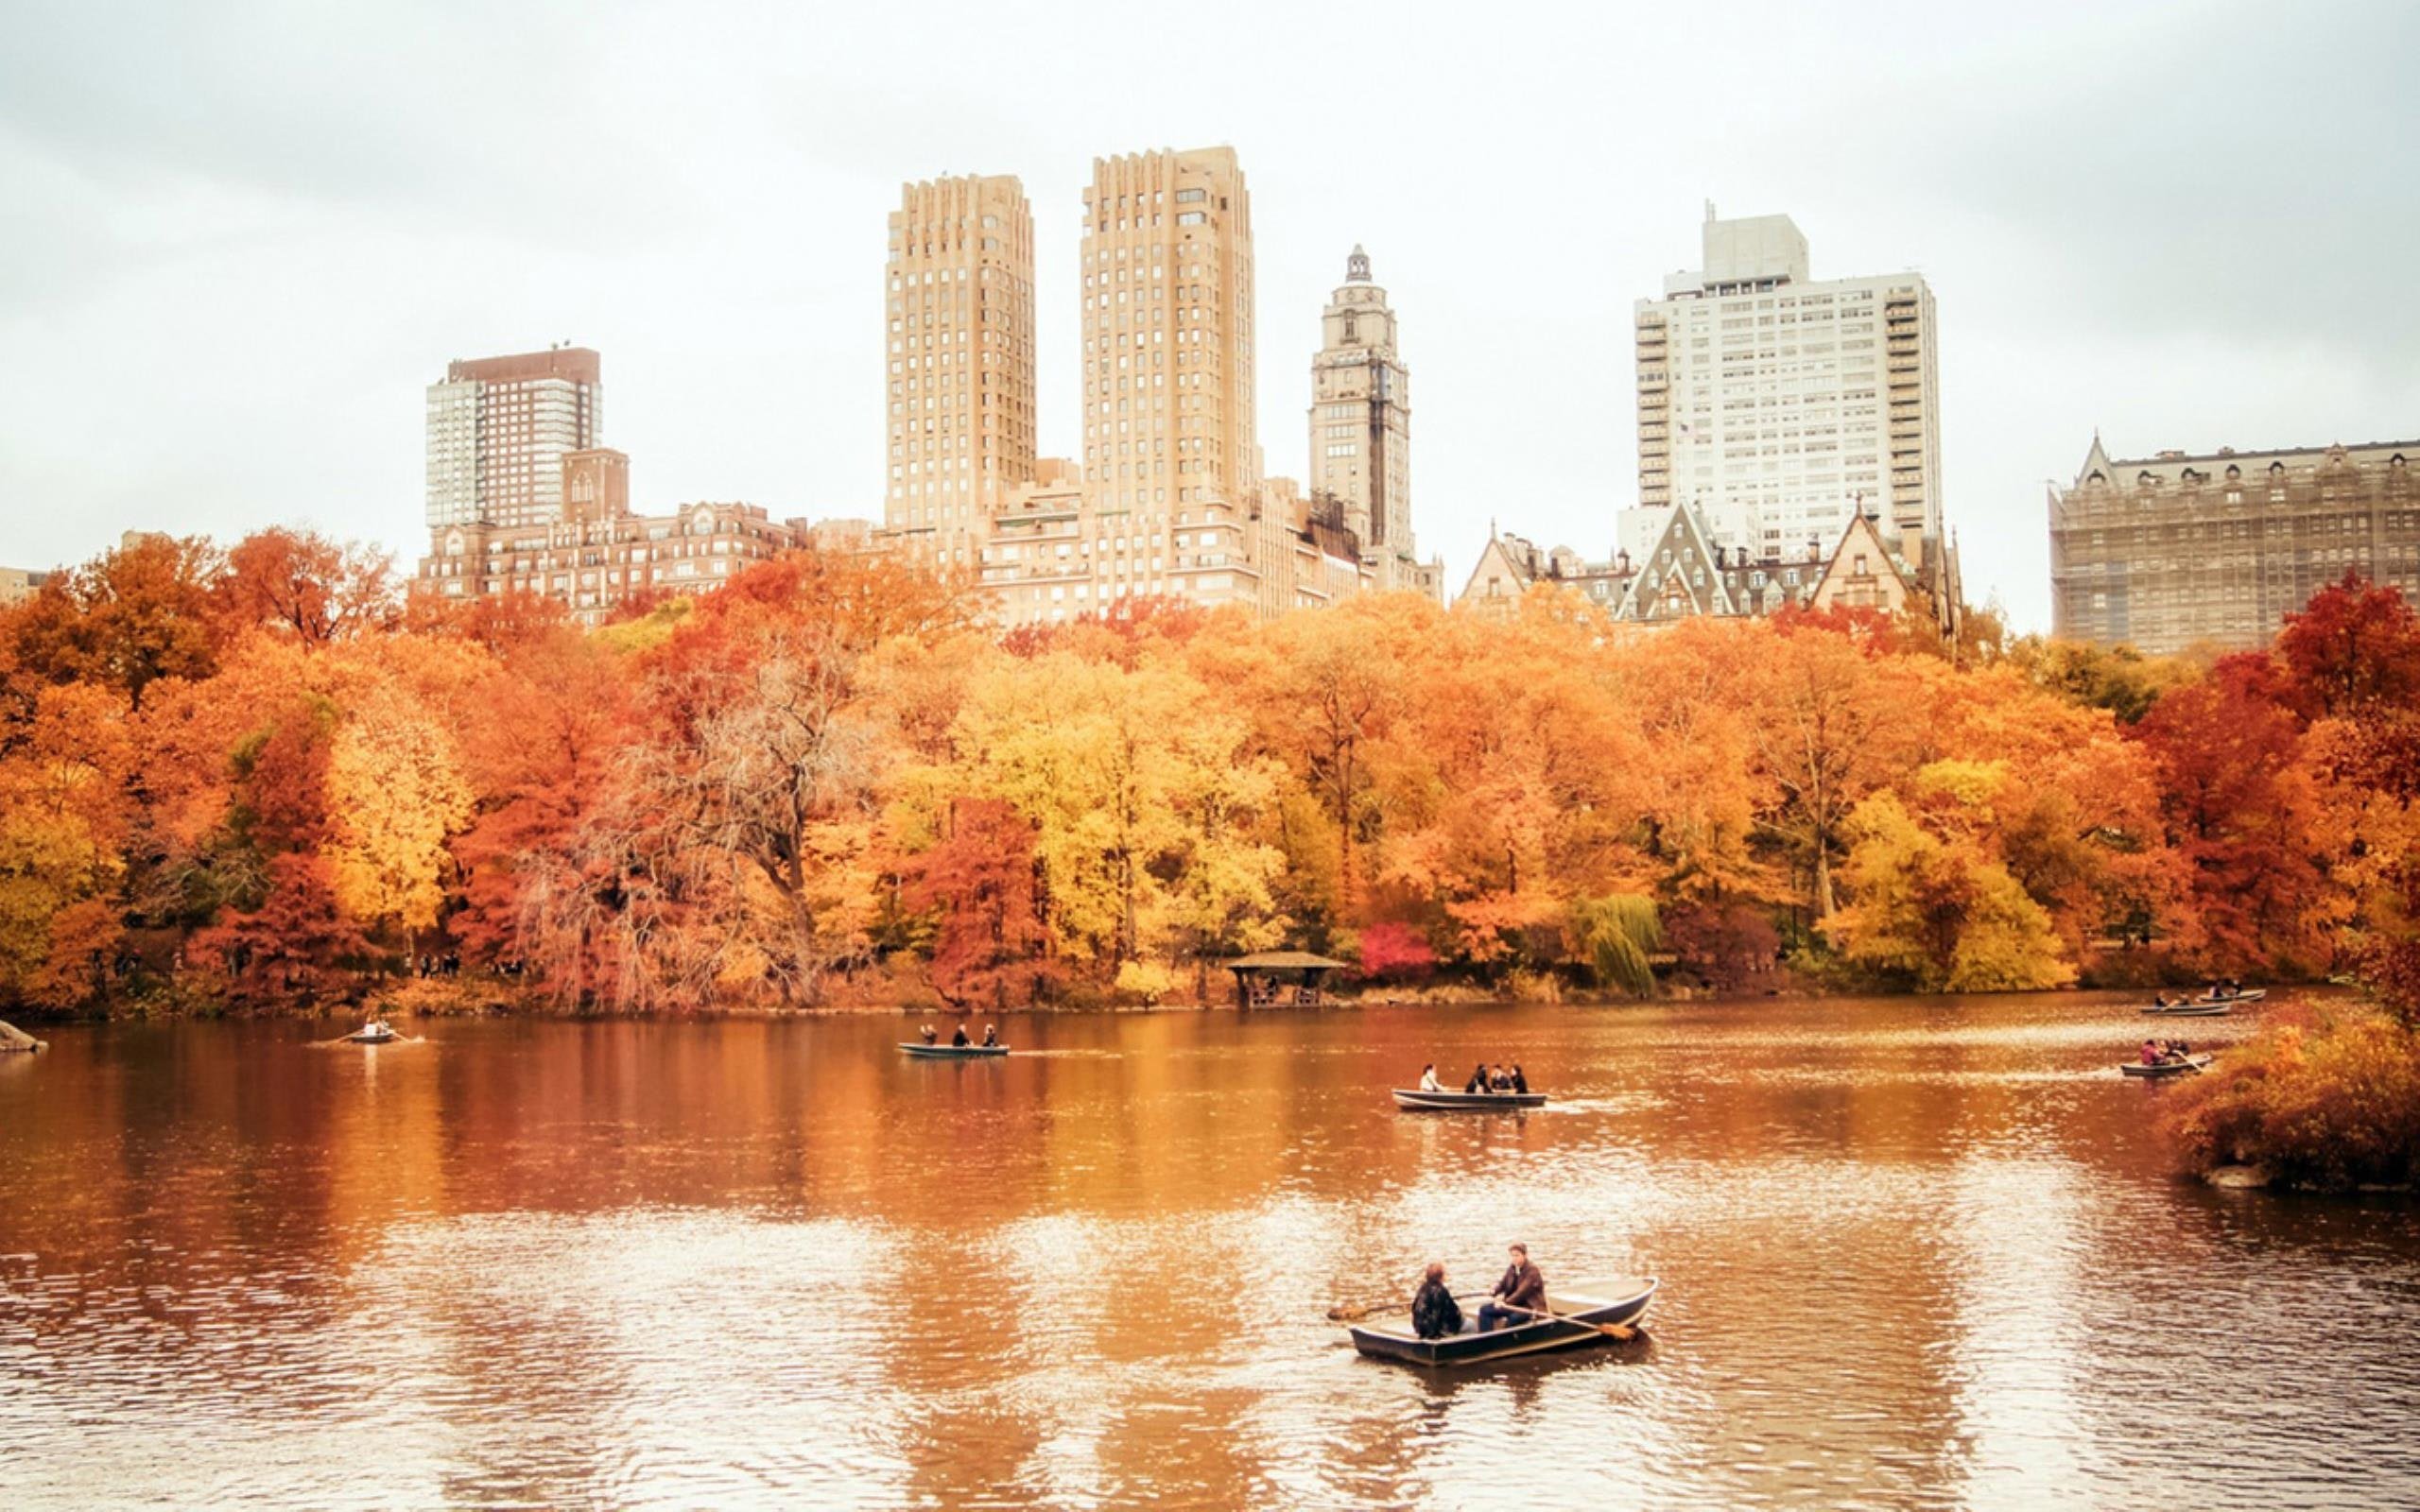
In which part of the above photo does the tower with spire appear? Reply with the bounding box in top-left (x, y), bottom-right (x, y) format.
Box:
top-left (1307, 246), bottom-right (1430, 595)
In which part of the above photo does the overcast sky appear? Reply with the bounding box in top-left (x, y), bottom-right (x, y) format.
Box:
top-left (3, 0), bottom-right (2414, 632)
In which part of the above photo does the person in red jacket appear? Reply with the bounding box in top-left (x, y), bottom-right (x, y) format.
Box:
top-left (1478, 1243), bottom-right (1547, 1332)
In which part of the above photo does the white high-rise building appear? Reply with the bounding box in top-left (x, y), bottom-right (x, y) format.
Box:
top-left (1625, 209), bottom-right (1940, 565)
top-left (424, 346), bottom-right (602, 530)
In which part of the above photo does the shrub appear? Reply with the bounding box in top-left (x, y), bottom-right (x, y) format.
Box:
top-left (2162, 1002), bottom-right (2420, 1189)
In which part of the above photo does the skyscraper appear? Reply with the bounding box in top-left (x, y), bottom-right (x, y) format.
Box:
top-left (424, 346), bottom-right (601, 530)
top-left (1080, 147), bottom-right (1255, 514)
top-left (884, 174), bottom-right (1037, 566)
top-left (1627, 209), bottom-right (1940, 564)
top-left (1307, 245), bottom-right (1417, 588)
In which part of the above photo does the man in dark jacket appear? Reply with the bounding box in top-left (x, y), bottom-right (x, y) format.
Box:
top-left (1411, 1262), bottom-right (1463, 1340)
top-left (1478, 1243), bottom-right (1547, 1332)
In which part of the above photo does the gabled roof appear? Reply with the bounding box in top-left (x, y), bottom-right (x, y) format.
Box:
top-left (2079, 431), bottom-right (2113, 485)
top-left (1616, 503), bottom-right (1737, 622)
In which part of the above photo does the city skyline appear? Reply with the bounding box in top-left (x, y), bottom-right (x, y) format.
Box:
top-left (5, 1), bottom-right (2417, 634)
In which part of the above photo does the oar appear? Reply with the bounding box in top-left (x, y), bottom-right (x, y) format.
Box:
top-left (1494, 1301), bottom-right (1640, 1341)
top-left (1326, 1290), bottom-right (1483, 1323)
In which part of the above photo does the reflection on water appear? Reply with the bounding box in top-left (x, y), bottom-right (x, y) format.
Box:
top-left (3, 995), bottom-right (2416, 1509)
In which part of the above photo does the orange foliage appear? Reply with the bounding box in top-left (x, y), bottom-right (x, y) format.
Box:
top-left (9, 523), bottom-right (2420, 1018)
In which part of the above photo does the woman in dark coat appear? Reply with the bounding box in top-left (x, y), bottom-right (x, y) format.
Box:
top-left (1463, 1062), bottom-right (1490, 1093)
top-left (1411, 1263), bottom-right (1464, 1340)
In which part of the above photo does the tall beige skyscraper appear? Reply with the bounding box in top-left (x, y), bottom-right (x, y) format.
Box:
top-left (1307, 245), bottom-right (1417, 587)
top-left (424, 346), bottom-right (601, 529)
top-left (1080, 147), bottom-right (1255, 514)
top-left (884, 174), bottom-right (1036, 564)
top-left (1627, 209), bottom-right (1941, 565)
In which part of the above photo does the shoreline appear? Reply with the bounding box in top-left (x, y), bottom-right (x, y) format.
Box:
top-left (4, 975), bottom-right (2337, 1025)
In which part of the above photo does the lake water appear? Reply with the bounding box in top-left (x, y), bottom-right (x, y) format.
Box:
top-left (3, 995), bottom-right (2415, 1509)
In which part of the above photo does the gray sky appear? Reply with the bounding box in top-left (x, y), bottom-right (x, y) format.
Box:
top-left (3, 0), bottom-right (2413, 633)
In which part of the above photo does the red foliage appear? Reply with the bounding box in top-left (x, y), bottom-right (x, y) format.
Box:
top-left (1663, 900), bottom-right (1783, 992)
top-left (218, 528), bottom-right (395, 644)
top-left (1357, 921), bottom-right (1438, 983)
top-left (188, 852), bottom-right (369, 1005)
top-left (996, 595), bottom-right (1212, 664)
top-left (2276, 571), bottom-right (2420, 721)
top-left (450, 638), bottom-right (635, 964)
top-left (2130, 653), bottom-right (2323, 971)
top-left (900, 799), bottom-right (1062, 1009)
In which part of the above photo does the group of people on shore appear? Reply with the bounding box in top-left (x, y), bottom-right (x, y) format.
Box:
top-left (918, 1022), bottom-right (999, 1048)
top-left (1414, 1061), bottom-right (1530, 1094)
top-left (1410, 1244), bottom-right (1550, 1339)
top-left (2138, 1037), bottom-right (2197, 1066)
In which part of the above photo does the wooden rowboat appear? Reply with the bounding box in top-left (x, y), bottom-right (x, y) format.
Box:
top-left (1392, 1087), bottom-right (1547, 1111)
top-left (2140, 989), bottom-right (2263, 1015)
top-left (1347, 1277), bottom-right (1656, 1366)
top-left (2121, 1054), bottom-right (2213, 1077)
top-left (900, 1041), bottom-right (1010, 1058)
top-left (344, 1022), bottom-right (399, 1044)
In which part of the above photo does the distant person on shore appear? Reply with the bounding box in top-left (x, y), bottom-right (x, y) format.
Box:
top-left (1412, 1262), bottom-right (1463, 1339)
top-left (1419, 1063), bottom-right (1443, 1092)
top-left (1464, 1062), bottom-right (1489, 1093)
top-left (952, 1023), bottom-right (971, 1047)
top-left (1478, 1244), bottom-right (1547, 1332)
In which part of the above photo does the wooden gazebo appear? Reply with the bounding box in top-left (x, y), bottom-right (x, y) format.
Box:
top-left (1224, 951), bottom-right (1351, 1008)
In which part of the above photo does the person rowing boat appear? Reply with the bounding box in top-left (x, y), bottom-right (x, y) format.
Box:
top-left (1478, 1243), bottom-right (1547, 1333)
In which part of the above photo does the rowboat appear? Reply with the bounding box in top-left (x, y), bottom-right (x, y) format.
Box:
top-left (1347, 1277), bottom-right (1657, 1366)
top-left (345, 1022), bottom-right (399, 1044)
top-left (2140, 989), bottom-right (2263, 1015)
top-left (1392, 1087), bottom-right (1547, 1111)
top-left (2121, 1054), bottom-right (2213, 1077)
top-left (899, 1041), bottom-right (1010, 1058)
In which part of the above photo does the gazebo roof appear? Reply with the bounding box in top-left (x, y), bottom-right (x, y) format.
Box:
top-left (1224, 951), bottom-right (1351, 972)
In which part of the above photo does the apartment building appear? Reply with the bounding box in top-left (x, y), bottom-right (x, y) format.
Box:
top-left (1627, 209), bottom-right (1940, 565)
top-left (884, 175), bottom-right (1037, 568)
top-left (424, 346), bottom-right (602, 530)
top-left (2049, 435), bottom-right (2420, 653)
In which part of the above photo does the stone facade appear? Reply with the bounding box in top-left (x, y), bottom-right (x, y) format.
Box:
top-left (416, 449), bottom-right (819, 624)
top-left (0, 567), bottom-right (50, 607)
top-left (1308, 246), bottom-right (1431, 594)
top-left (2048, 435), bottom-right (2420, 654)
top-left (883, 175), bottom-right (1037, 571)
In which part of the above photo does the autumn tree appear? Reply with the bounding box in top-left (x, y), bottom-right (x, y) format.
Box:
top-left (899, 798), bottom-right (1061, 1010)
top-left (2131, 654), bottom-right (2325, 972)
top-left (0, 684), bottom-right (136, 1006)
top-left (1828, 761), bottom-right (2073, 991)
top-left (6, 533), bottom-right (223, 709)
top-left (218, 528), bottom-right (397, 645)
top-left (610, 550), bottom-right (978, 1005)
top-left (2275, 570), bottom-right (2420, 721)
